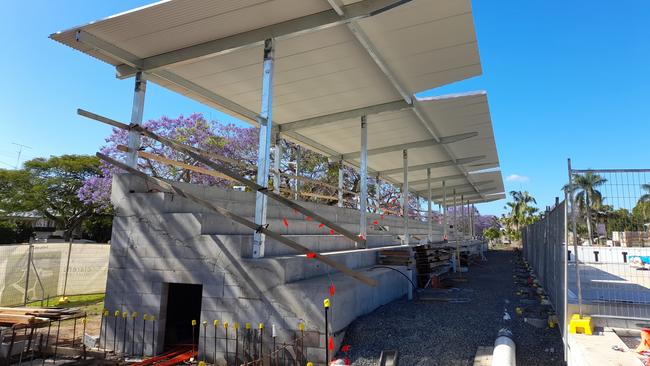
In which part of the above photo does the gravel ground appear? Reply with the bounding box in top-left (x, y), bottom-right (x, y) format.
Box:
top-left (340, 249), bottom-right (564, 366)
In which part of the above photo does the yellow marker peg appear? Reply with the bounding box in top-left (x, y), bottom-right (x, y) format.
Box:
top-left (151, 315), bottom-right (156, 321)
top-left (213, 320), bottom-right (219, 327)
top-left (122, 311), bottom-right (128, 318)
top-left (132, 311), bottom-right (138, 318)
top-left (192, 319), bottom-right (197, 326)
top-left (223, 322), bottom-right (228, 329)
top-left (82, 317), bottom-right (87, 324)
top-left (323, 298), bottom-right (330, 308)
top-left (245, 323), bottom-right (251, 330)
top-left (198, 362), bottom-right (205, 366)
top-left (143, 314), bottom-right (148, 321)
top-left (103, 310), bottom-right (109, 316)
top-left (234, 323), bottom-right (239, 330)
top-left (114, 310), bottom-right (120, 317)
top-left (202, 320), bottom-right (208, 327)
top-left (298, 323), bottom-right (305, 332)
top-left (259, 323), bottom-right (264, 330)
top-left (307, 363), bottom-right (314, 366)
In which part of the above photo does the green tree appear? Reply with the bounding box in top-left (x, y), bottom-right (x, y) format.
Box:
top-left (500, 191), bottom-right (539, 243)
top-left (0, 155), bottom-right (101, 240)
top-left (565, 172), bottom-right (607, 245)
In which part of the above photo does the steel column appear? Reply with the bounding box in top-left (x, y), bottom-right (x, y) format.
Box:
top-left (294, 146), bottom-right (300, 200)
top-left (126, 71), bottom-right (147, 168)
top-left (252, 39), bottom-right (275, 259)
top-left (442, 181), bottom-right (447, 240)
top-left (460, 194), bottom-right (465, 236)
top-left (375, 174), bottom-right (381, 208)
top-left (273, 134), bottom-right (282, 194)
top-left (359, 116), bottom-right (368, 242)
top-left (453, 189), bottom-right (459, 272)
top-left (402, 149), bottom-right (409, 245)
top-left (337, 160), bottom-right (344, 208)
top-left (426, 168), bottom-right (432, 242)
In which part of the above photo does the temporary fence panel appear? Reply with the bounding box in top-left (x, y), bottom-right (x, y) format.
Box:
top-left (522, 200), bottom-right (566, 339)
top-left (0, 243), bottom-right (110, 306)
top-left (568, 168), bottom-right (650, 320)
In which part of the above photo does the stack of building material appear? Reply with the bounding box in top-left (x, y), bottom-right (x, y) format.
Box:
top-left (378, 248), bottom-right (413, 266)
top-left (0, 307), bottom-right (80, 326)
top-left (413, 244), bottom-right (452, 287)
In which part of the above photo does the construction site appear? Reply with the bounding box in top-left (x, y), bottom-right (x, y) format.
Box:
top-left (1, 0), bottom-right (648, 366)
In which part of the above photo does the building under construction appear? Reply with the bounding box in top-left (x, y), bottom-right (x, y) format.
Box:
top-left (50, 0), bottom-right (504, 364)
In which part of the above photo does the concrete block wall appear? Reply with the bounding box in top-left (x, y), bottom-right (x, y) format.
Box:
top-left (104, 174), bottom-right (433, 364)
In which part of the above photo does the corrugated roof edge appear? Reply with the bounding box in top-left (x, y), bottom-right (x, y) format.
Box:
top-left (416, 90), bottom-right (487, 102)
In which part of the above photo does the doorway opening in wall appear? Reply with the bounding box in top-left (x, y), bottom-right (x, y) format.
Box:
top-left (163, 283), bottom-right (203, 349)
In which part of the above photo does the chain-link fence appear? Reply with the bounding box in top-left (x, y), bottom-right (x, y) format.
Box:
top-left (568, 167), bottom-right (650, 320)
top-left (0, 242), bottom-right (109, 306)
top-left (522, 199), bottom-right (567, 339)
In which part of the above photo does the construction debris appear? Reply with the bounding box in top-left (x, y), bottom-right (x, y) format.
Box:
top-left (413, 244), bottom-right (452, 287)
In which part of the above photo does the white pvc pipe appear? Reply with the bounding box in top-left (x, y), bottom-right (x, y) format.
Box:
top-left (492, 329), bottom-right (515, 366)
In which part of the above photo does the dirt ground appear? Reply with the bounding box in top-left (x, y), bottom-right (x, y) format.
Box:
top-left (342, 249), bottom-right (565, 366)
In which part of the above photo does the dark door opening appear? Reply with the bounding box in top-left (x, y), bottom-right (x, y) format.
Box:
top-left (163, 283), bottom-right (203, 348)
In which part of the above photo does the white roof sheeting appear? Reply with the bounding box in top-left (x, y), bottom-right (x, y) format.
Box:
top-left (51, 0), bottom-right (504, 203)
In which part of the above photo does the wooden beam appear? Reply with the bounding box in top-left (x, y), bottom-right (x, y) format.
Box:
top-left (97, 153), bottom-right (377, 287)
top-left (79, 109), bottom-right (366, 247)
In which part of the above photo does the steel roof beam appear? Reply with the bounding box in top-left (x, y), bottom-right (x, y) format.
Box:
top-left (429, 187), bottom-right (498, 201)
top-left (407, 174), bottom-right (466, 186)
top-left (339, 131), bottom-right (477, 160)
top-left (116, 0), bottom-right (413, 79)
top-left (277, 100), bottom-right (410, 133)
top-left (379, 155), bottom-right (485, 176)
top-left (414, 181), bottom-right (494, 196)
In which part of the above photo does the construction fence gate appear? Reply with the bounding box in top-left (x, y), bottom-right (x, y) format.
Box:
top-left (523, 164), bottom-right (650, 336)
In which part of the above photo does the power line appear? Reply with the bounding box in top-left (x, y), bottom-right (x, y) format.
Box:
top-left (11, 142), bottom-right (32, 169)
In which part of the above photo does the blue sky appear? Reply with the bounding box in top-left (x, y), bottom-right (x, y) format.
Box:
top-left (1, 1), bottom-right (649, 216)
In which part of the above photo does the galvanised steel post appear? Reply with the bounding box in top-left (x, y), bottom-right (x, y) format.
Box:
top-left (253, 38), bottom-right (275, 259)
top-left (359, 115), bottom-right (368, 243)
top-left (402, 149), bottom-right (409, 245)
top-left (443, 181), bottom-right (447, 240)
top-left (126, 71), bottom-right (147, 168)
top-left (337, 159), bottom-right (344, 208)
top-left (427, 168), bottom-right (432, 242)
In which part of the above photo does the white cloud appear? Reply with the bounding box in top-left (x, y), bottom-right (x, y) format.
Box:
top-left (506, 174), bottom-right (530, 183)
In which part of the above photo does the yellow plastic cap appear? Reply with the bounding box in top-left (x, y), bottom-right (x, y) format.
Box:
top-left (132, 312), bottom-right (138, 318)
top-left (114, 310), bottom-right (120, 317)
top-left (213, 320), bottom-right (219, 326)
top-left (323, 298), bottom-right (330, 308)
top-left (202, 320), bottom-right (208, 326)
top-left (122, 311), bottom-right (128, 318)
top-left (259, 323), bottom-right (264, 329)
top-left (223, 322), bottom-right (229, 328)
top-left (245, 323), bottom-right (251, 330)
top-left (234, 323), bottom-right (239, 329)
top-left (298, 323), bottom-right (305, 331)
top-left (143, 314), bottom-right (148, 321)
top-left (191, 319), bottom-right (197, 326)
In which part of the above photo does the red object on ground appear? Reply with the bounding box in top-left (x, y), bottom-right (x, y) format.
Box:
top-left (306, 216), bottom-right (313, 221)
top-left (319, 223), bottom-right (325, 228)
top-left (155, 349), bottom-right (197, 366)
top-left (372, 220), bottom-right (379, 225)
top-left (637, 329), bottom-right (650, 353)
top-left (130, 346), bottom-right (192, 366)
top-left (329, 336), bottom-right (334, 351)
top-left (341, 345), bottom-right (351, 352)
top-left (330, 229), bottom-right (335, 235)
top-left (329, 284), bottom-right (336, 296)
top-left (306, 252), bottom-right (317, 259)
top-left (283, 218), bottom-right (289, 228)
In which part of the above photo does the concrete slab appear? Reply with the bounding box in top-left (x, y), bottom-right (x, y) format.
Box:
top-left (568, 331), bottom-right (643, 366)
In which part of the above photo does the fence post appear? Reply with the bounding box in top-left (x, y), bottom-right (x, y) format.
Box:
top-left (567, 158), bottom-right (583, 316)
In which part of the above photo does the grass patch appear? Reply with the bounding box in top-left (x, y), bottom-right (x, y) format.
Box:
top-left (26, 293), bottom-right (105, 314)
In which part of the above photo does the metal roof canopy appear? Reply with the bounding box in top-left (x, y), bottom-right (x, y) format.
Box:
top-left (51, 0), bottom-right (504, 204)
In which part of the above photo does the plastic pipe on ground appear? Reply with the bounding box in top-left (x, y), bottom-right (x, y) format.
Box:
top-left (492, 328), bottom-right (515, 366)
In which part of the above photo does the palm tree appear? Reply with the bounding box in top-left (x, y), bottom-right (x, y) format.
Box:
top-left (565, 172), bottom-right (607, 245)
top-left (507, 190), bottom-right (537, 232)
top-left (640, 184), bottom-right (650, 203)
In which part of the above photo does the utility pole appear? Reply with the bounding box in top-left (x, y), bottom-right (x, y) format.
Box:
top-left (12, 143), bottom-right (32, 169)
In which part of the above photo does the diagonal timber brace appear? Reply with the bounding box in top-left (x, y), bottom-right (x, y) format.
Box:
top-left (78, 108), bottom-right (366, 247)
top-left (97, 152), bottom-right (378, 287)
